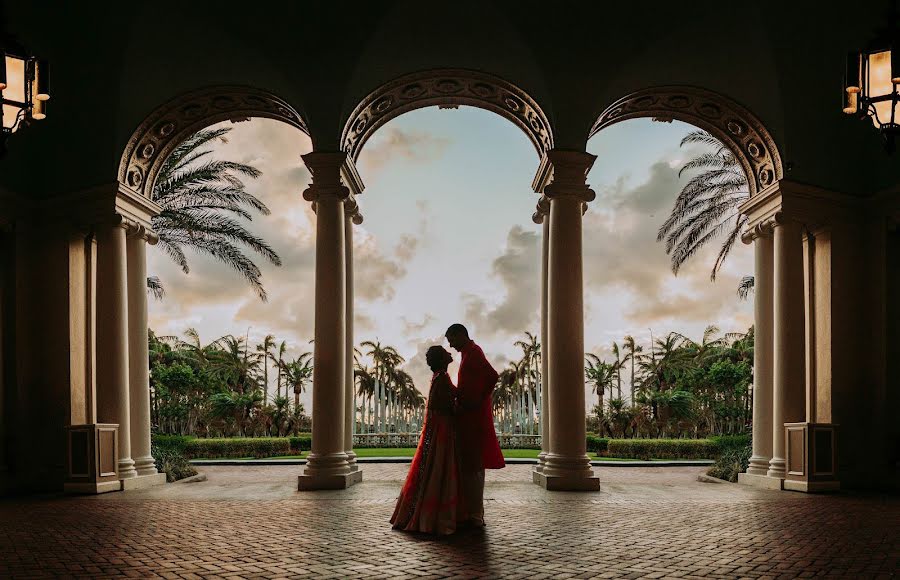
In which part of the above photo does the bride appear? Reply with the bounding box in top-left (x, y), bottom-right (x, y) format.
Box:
top-left (390, 345), bottom-right (463, 534)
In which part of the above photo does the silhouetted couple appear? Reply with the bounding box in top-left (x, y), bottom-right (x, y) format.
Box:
top-left (390, 324), bottom-right (505, 535)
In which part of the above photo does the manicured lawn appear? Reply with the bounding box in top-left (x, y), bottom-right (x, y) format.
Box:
top-left (353, 447), bottom-right (416, 457)
top-left (190, 449), bottom-right (689, 462)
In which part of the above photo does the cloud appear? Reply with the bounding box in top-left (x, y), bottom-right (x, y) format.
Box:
top-left (354, 230), bottom-right (416, 302)
top-left (402, 335), bottom-right (451, 394)
top-left (401, 313), bottom-right (436, 336)
top-left (582, 160), bottom-right (753, 330)
top-left (463, 225), bottom-right (540, 337)
top-left (359, 128), bottom-right (451, 175)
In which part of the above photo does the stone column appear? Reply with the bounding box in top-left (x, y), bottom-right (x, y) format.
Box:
top-left (125, 224), bottom-right (165, 488)
top-left (298, 151), bottom-right (360, 490)
top-left (746, 223), bottom-right (774, 476)
top-left (344, 203), bottom-right (363, 473)
top-left (768, 215), bottom-right (807, 479)
top-left (96, 219), bottom-right (137, 480)
top-left (537, 150), bottom-right (599, 491)
top-left (533, 197), bottom-right (550, 476)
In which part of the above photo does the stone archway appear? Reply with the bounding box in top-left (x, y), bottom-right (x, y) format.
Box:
top-left (118, 86), bottom-right (308, 200)
top-left (590, 86), bottom-right (783, 198)
top-left (341, 69), bottom-right (553, 161)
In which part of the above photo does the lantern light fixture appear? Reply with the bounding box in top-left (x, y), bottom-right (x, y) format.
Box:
top-left (0, 37), bottom-right (50, 157)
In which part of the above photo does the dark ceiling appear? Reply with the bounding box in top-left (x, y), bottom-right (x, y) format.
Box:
top-left (0, 0), bottom-right (895, 199)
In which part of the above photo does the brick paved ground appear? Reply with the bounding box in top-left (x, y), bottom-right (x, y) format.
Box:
top-left (1, 464), bottom-right (898, 579)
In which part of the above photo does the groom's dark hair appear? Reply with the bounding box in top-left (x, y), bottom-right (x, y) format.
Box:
top-left (446, 323), bottom-right (468, 338)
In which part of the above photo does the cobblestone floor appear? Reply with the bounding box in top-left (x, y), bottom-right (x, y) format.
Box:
top-left (1, 464), bottom-right (898, 579)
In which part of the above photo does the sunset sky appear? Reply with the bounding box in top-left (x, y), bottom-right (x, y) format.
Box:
top-left (147, 108), bottom-right (753, 410)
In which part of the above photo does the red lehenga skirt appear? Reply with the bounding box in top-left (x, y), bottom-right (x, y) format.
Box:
top-left (390, 407), bottom-right (460, 534)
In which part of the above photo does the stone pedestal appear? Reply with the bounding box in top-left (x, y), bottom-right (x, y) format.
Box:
top-left (298, 468), bottom-right (363, 491)
top-left (783, 422), bottom-right (840, 492)
top-left (64, 423), bottom-right (122, 494)
top-left (121, 472), bottom-right (167, 490)
top-left (737, 471), bottom-right (784, 490)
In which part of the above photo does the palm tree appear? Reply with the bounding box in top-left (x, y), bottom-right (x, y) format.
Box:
top-left (514, 332), bottom-right (540, 433)
top-left (208, 335), bottom-right (262, 394)
top-left (585, 354), bottom-right (614, 415)
top-left (657, 130), bottom-right (749, 281)
top-left (737, 275), bottom-right (755, 300)
top-left (622, 335), bottom-right (643, 405)
top-left (611, 341), bottom-right (624, 400)
top-left (284, 352), bottom-right (313, 411)
top-left (256, 334), bottom-right (276, 404)
top-left (150, 126), bottom-right (282, 301)
top-left (270, 340), bottom-right (288, 399)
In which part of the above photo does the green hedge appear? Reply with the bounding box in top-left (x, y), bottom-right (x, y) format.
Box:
top-left (709, 434), bottom-right (752, 451)
top-left (606, 438), bottom-right (721, 460)
top-left (706, 443), bottom-right (752, 482)
top-left (183, 437), bottom-right (292, 459)
top-left (289, 435), bottom-right (312, 452)
top-left (586, 435), bottom-right (609, 453)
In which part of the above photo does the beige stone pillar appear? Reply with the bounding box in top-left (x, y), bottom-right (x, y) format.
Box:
top-left (125, 225), bottom-right (164, 486)
top-left (747, 224), bottom-right (774, 476)
top-left (344, 204), bottom-right (363, 472)
top-left (96, 219), bottom-right (137, 480)
top-left (299, 151), bottom-right (360, 490)
top-left (533, 198), bottom-right (550, 475)
top-left (768, 215), bottom-right (807, 479)
top-left (536, 150), bottom-right (599, 491)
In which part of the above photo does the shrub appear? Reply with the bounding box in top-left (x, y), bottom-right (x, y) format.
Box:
top-left (709, 434), bottom-right (752, 453)
top-left (586, 435), bottom-right (609, 453)
top-left (289, 434), bottom-right (312, 452)
top-left (607, 438), bottom-right (720, 460)
top-left (706, 443), bottom-right (752, 482)
top-left (183, 437), bottom-right (292, 459)
top-left (151, 434), bottom-right (194, 452)
top-left (151, 442), bottom-right (198, 482)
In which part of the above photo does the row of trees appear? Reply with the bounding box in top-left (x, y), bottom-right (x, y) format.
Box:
top-left (150, 329), bottom-right (313, 437)
top-left (586, 326), bottom-right (753, 438)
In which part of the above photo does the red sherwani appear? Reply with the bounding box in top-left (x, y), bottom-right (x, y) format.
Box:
top-left (456, 341), bottom-right (505, 471)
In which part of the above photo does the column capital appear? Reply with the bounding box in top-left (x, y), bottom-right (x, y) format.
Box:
top-left (532, 195), bottom-right (550, 224)
top-left (344, 196), bottom-right (364, 225)
top-left (124, 219), bottom-right (160, 245)
top-left (536, 150), bottom-right (597, 203)
top-left (302, 151), bottom-right (351, 203)
top-left (741, 213), bottom-right (778, 244)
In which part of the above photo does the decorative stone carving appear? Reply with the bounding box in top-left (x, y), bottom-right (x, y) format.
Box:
top-left (342, 69), bottom-right (553, 161)
top-left (532, 195), bottom-right (550, 224)
top-left (591, 87), bottom-right (783, 198)
top-left (119, 87), bottom-right (308, 200)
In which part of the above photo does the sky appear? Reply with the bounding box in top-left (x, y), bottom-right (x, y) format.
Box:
top-left (147, 108), bottom-right (753, 411)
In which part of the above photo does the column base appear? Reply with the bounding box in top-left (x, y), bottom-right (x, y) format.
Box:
top-left (534, 470), bottom-right (600, 491)
top-left (746, 455), bottom-right (771, 476)
top-left (346, 450), bottom-right (358, 472)
top-left (121, 472), bottom-right (167, 491)
top-left (783, 479), bottom-right (840, 493)
top-left (133, 456), bottom-right (159, 477)
top-left (534, 451), bottom-right (547, 474)
top-left (766, 457), bottom-right (786, 480)
top-left (65, 480), bottom-right (123, 495)
top-left (118, 458), bottom-right (138, 480)
top-left (738, 472), bottom-right (783, 490)
top-left (298, 468), bottom-right (362, 491)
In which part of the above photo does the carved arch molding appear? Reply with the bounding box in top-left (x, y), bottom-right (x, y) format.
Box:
top-left (342, 69), bottom-right (553, 161)
top-left (591, 86), bottom-right (783, 198)
top-left (119, 86), bottom-right (308, 199)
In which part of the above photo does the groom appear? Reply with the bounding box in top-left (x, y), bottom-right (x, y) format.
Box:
top-left (446, 323), bottom-right (504, 527)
